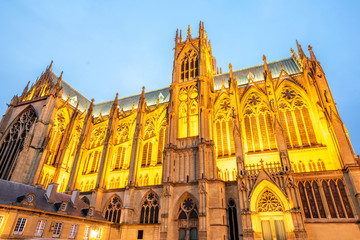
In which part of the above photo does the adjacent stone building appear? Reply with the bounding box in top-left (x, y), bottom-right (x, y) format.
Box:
top-left (0, 22), bottom-right (359, 239)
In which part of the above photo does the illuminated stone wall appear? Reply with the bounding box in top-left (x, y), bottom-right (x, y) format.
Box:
top-left (0, 23), bottom-right (359, 240)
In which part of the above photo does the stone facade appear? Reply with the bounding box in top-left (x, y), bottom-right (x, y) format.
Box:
top-left (0, 22), bottom-right (359, 239)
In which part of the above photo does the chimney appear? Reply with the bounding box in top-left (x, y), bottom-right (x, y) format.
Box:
top-left (45, 183), bottom-right (58, 203)
top-left (71, 189), bottom-right (80, 206)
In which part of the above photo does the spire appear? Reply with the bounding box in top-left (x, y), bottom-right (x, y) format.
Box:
top-left (187, 25), bottom-right (191, 39)
top-left (48, 60), bottom-right (53, 71)
top-left (199, 21), bottom-right (202, 38)
top-left (110, 93), bottom-right (119, 115)
top-left (175, 29), bottom-right (179, 43)
top-left (229, 63), bottom-right (237, 89)
top-left (263, 55), bottom-right (269, 72)
top-left (138, 86), bottom-right (146, 111)
top-left (56, 71), bottom-right (63, 86)
top-left (308, 45), bottom-right (317, 62)
top-left (86, 99), bottom-right (95, 118)
top-left (21, 81), bottom-right (30, 98)
top-left (141, 86), bottom-right (145, 100)
top-left (198, 21), bottom-right (204, 38)
top-left (180, 30), bottom-right (182, 42)
top-left (229, 63), bottom-right (233, 80)
top-left (296, 40), bottom-right (306, 60)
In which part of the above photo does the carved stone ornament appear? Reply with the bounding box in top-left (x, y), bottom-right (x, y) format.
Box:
top-left (199, 183), bottom-right (207, 194)
top-left (257, 190), bottom-right (284, 212)
top-left (239, 180), bottom-right (247, 191)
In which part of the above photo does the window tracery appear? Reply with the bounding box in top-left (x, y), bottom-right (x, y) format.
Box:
top-left (142, 142), bottom-right (153, 167)
top-left (180, 50), bottom-right (198, 82)
top-left (140, 192), bottom-right (159, 224)
top-left (215, 97), bottom-right (235, 157)
top-left (257, 190), bottom-right (284, 212)
top-left (63, 121), bottom-right (82, 172)
top-left (228, 199), bottom-right (239, 240)
top-left (89, 126), bottom-right (106, 149)
top-left (104, 195), bottom-right (122, 224)
top-left (115, 123), bottom-right (129, 145)
top-left (178, 197), bottom-right (199, 240)
top-left (243, 92), bottom-right (276, 152)
top-left (83, 150), bottom-right (102, 174)
top-left (113, 146), bottom-right (126, 170)
top-left (178, 86), bottom-right (198, 138)
top-left (144, 118), bottom-right (156, 140)
top-left (157, 122), bottom-right (166, 164)
top-left (298, 179), bottom-right (354, 219)
top-left (277, 86), bottom-right (317, 148)
top-left (0, 108), bottom-right (36, 180)
top-left (47, 111), bottom-right (68, 165)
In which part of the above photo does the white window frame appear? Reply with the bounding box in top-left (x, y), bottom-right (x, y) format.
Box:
top-left (69, 224), bottom-right (78, 239)
top-left (83, 226), bottom-right (91, 240)
top-left (52, 222), bottom-right (63, 238)
top-left (96, 227), bottom-right (103, 240)
top-left (34, 220), bottom-right (46, 237)
top-left (14, 217), bottom-right (27, 235)
top-left (60, 202), bottom-right (67, 211)
top-left (0, 215), bottom-right (4, 229)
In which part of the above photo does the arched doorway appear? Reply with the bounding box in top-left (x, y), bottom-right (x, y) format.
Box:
top-left (177, 197), bottom-right (199, 240)
top-left (250, 181), bottom-right (294, 240)
top-left (257, 190), bottom-right (286, 240)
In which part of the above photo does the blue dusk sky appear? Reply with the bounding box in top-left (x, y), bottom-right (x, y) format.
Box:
top-left (0, 1), bottom-right (359, 153)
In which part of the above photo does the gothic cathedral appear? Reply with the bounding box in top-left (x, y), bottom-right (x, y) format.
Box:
top-left (0, 23), bottom-right (359, 240)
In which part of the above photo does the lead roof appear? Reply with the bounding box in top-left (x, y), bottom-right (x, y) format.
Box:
top-left (51, 55), bottom-right (301, 117)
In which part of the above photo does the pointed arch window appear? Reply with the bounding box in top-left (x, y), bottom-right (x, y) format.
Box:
top-left (337, 179), bottom-right (354, 218)
top-left (299, 179), bottom-right (354, 219)
top-left (84, 150), bottom-right (101, 173)
top-left (178, 87), bottom-right (198, 138)
top-left (243, 93), bottom-right (276, 153)
top-left (142, 142), bottom-right (153, 167)
top-left (157, 125), bottom-right (166, 164)
top-left (180, 50), bottom-right (198, 82)
top-left (278, 86), bottom-right (318, 148)
top-left (154, 173), bottom-right (160, 185)
top-left (109, 178), bottom-right (115, 189)
top-left (89, 126), bottom-right (106, 149)
top-left (46, 111), bottom-right (68, 166)
top-left (115, 123), bottom-right (129, 145)
top-left (228, 199), bottom-right (239, 240)
top-left (257, 190), bottom-right (284, 212)
top-left (0, 108), bottom-right (36, 180)
top-left (215, 98), bottom-right (235, 157)
top-left (114, 146), bottom-right (126, 170)
top-left (140, 192), bottom-right (159, 224)
top-left (104, 195), bottom-right (122, 224)
top-left (178, 197), bottom-right (199, 240)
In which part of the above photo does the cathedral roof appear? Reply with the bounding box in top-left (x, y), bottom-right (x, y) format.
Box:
top-left (93, 87), bottom-right (170, 116)
top-left (213, 56), bottom-right (301, 89)
top-left (51, 55), bottom-right (301, 117)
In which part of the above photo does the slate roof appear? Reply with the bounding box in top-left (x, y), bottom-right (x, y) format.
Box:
top-left (0, 179), bottom-right (105, 220)
top-left (50, 55), bottom-right (301, 117)
top-left (93, 87), bottom-right (170, 117)
top-left (50, 72), bottom-right (91, 112)
top-left (213, 57), bottom-right (301, 90)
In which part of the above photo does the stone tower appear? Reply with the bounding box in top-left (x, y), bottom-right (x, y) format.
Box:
top-left (161, 22), bottom-right (227, 240)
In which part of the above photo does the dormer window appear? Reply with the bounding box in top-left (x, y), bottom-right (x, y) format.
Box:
top-left (26, 193), bottom-right (35, 203)
top-left (180, 50), bottom-right (198, 82)
top-left (60, 202), bottom-right (67, 212)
